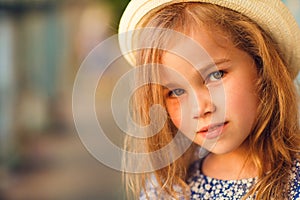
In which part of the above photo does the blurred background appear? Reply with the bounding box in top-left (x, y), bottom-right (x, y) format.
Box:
top-left (0, 0), bottom-right (299, 200)
top-left (0, 0), bottom-right (130, 199)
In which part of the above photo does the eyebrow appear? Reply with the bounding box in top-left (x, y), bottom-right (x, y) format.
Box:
top-left (162, 83), bottom-right (180, 90)
top-left (197, 58), bottom-right (231, 75)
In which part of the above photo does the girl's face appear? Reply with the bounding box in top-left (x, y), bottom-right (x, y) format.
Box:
top-left (162, 29), bottom-right (259, 154)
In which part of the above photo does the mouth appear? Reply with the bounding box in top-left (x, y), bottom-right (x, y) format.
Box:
top-left (197, 121), bottom-right (228, 139)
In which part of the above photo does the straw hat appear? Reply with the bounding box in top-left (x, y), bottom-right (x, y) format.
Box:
top-left (118, 0), bottom-right (300, 78)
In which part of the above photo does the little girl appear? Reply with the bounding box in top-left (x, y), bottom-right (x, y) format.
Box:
top-left (118, 0), bottom-right (300, 199)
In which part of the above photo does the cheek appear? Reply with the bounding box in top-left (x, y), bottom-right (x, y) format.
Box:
top-left (166, 99), bottom-right (182, 128)
top-left (226, 81), bottom-right (259, 124)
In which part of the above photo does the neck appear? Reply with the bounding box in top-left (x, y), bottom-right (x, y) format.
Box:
top-left (201, 143), bottom-right (258, 180)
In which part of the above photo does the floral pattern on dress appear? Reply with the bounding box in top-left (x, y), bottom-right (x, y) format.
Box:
top-left (187, 159), bottom-right (300, 200)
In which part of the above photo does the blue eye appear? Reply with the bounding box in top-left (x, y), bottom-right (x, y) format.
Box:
top-left (207, 70), bottom-right (225, 82)
top-left (168, 88), bottom-right (185, 97)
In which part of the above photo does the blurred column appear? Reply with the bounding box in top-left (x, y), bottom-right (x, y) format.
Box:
top-left (0, 11), bottom-right (16, 166)
top-left (17, 3), bottom-right (67, 133)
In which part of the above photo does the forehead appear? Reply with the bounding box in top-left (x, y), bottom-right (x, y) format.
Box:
top-left (161, 28), bottom-right (233, 69)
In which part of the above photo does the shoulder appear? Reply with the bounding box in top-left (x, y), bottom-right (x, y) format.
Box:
top-left (139, 174), bottom-right (160, 199)
top-left (139, 174), bottom-right (186, 200)
top-left (288, 158), bottom-right (300, 199)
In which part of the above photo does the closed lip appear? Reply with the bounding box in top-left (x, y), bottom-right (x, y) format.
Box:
top-left (197, 121), bottom-right (229, 133)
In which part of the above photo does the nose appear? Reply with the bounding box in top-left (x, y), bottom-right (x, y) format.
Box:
top-left (192, 87), bottom-right (216, 119)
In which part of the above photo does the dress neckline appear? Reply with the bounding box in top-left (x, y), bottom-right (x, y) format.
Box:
top-left (191, 158), bottom-right (258, 183)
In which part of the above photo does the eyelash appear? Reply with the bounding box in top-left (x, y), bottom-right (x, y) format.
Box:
top-left (168, 88), bottom-right (185, 97)
top-left (205, 70), bottom-right (226, 83)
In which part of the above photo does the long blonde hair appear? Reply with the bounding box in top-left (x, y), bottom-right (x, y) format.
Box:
top-left (123, 3), bottom-right (300, 199)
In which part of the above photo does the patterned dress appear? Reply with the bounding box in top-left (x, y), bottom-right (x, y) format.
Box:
top-left (140, 159), bottom-right (300, 199)
top-left (187, 159), bottom-right (300, 200)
